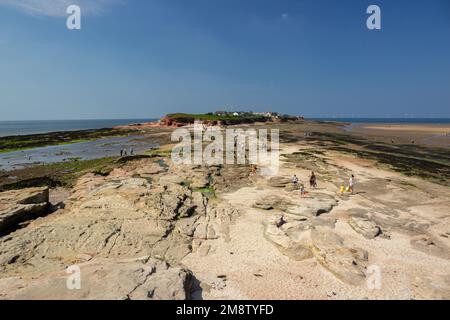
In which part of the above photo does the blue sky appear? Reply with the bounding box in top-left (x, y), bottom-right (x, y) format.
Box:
top-left (1, 0), bottom-right (449, 120)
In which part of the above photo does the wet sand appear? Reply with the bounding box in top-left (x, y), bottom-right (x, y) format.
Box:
top-left (347, 123), bottom-right (450, 148)
top-left (362, 124), bottom-right (450, 134)
top-left (0, 135), bottom-right (158, 172)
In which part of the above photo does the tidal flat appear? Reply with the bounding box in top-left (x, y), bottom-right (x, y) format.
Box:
top-left (0, 127), bottom-right (140, 154)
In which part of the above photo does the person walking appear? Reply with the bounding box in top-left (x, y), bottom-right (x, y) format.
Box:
top-left (310, 172), bottom-right (317, 188)
top-left (292, 175), bottom-right (299, 189)
top-left (349, 175), bottom-right (356, 194)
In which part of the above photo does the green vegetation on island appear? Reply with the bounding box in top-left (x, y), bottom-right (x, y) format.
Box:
top-left (163, 111), bottom-right (302, 126)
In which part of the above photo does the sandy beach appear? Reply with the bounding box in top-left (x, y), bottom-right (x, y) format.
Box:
top-left (346, 123), bottom-right (450, 148)
top-left (362, 124), bottom-right (450, 134)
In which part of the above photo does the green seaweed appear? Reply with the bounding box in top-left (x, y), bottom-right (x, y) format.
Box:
top-left (0, 128), bottom-right (135, 154)
top-left (194, 186), bottom-right (216, 198)
top-left (0, 156), bottom-right (119, 191)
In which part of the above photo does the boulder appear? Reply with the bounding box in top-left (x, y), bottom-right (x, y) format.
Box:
top-left (348, 217), bottom-right (382, 239)
top-left (254, 193), bottom-right (338, 218)
top-left (0, 187), bottom-right (49, 233)
top-left (190, 176), bottom-right (210, 189)
top-left (285, 194), bottom-right (338, 218)
top-left (264, 217), bottom-right (314, 261)
top-left (253, 195), bottom-right (284, 210)
top-left (268, 176), bottom-right (292, 188)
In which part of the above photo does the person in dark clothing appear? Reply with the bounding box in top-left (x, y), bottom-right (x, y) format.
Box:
top-left (310, 172), bottom-right (317, 188)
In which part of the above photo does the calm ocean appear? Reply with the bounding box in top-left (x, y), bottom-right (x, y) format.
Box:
top-left (0, 119), bottom-right (157, 137)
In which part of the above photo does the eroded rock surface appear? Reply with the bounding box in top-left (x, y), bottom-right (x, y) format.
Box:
top-left (254, 192), bottom-right (338, 218)
top-left (0, 257), bottom-right (193, 300)
top-left (264, 215), bottom-right (368, 286)
top-left (253, 195), bottom-right (284, 210)
top-left (267, 176), bottom-right (292, 188)
top-left (0, 187), bottom-right (49, 233)
top-left (0, 159), bottom-right (244, 299)
top-left (257, 184), bottom-right (368, 286)
top-left (311, 229), bottom-right (368, 286)
top-left (285, 194), bottom-right (338, 218)
top-left (348, 216), bottom-right (383, 239)
top-left (411, 234), bottom-right (450, 260)
top-left (411, 274), bottom-right (450, 300)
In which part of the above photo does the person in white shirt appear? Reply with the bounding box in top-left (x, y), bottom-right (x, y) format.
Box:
top-left (292, 175), bottom-right (299, 188)
top-left (349, 175), bottom-right (355, 194)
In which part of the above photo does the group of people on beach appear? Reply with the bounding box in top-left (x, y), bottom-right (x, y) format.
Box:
top-left (120, 148), bottom-right (134, 157)
top-left (292, 172), bottom-right (356, 196)
top-left (292, 172), bottom-right (318, 196)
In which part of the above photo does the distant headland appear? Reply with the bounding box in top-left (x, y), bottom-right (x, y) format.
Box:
top-left (159, 111), bottom-right (305, 127)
